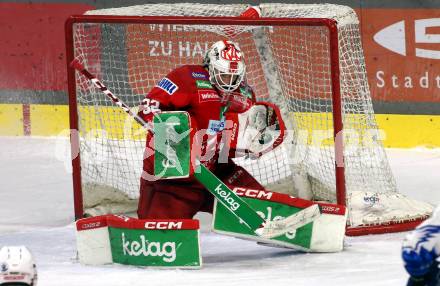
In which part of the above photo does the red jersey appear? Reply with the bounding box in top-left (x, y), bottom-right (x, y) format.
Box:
top-left (139, 65), bottom-right (255, 178)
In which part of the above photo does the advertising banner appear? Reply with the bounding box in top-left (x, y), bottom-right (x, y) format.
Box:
top-left (362, 9), bottom-right (440, 103)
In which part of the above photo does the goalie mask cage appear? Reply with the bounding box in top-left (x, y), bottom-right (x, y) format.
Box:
top-left (66, 4), bottom-right (432, 236)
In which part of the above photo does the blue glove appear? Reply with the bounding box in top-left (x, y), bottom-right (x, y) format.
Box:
top-left (402, 225), bottom-right (440, 277)
top-left (406, 260), bottom-right (440, 286)
top-left (403, 247), bottom-right (437, 277)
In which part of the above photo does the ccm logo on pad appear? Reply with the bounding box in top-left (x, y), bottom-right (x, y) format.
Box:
top-left (374, 18), bottom-right (440, 59)
top-left (144, 221), bottom-right (183, 229)
top-left (233, 187), bottom-right (273, 200)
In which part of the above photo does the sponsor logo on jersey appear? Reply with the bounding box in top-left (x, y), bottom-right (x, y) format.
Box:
top-left (196, 80), bottom-right (213, 89)
top-left (207, 118), bottom-right (225, 135)
top-left (191, 72), bottom-right (207, 79)
top-left (156, 77), bottom-right (178, 95)
top-left (121, 232), bottom-right (176, 262)
top-left (198, 90), bottom-right (220, 102)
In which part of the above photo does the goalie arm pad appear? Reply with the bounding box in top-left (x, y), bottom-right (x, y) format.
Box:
top-left (225, 101), bottom-right (286, 158)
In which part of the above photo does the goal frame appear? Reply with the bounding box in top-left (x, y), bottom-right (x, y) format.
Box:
top-left (66, 15), bottom-right (424, 236)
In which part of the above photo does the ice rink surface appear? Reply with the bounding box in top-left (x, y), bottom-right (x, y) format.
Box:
top-left (1, 136), bottom-right (439, 286)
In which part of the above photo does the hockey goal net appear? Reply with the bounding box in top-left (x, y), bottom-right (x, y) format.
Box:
top-left (66, 3), bottom-right (432, 235)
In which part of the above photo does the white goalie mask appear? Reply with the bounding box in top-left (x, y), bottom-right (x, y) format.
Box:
top-left (0, 246), bottom-right (38, 286)
top-left (204, 40), bottom-right (246, 93)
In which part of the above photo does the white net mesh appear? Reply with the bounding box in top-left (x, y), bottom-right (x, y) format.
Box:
top-left (70, 4), bottom-right (432, 229)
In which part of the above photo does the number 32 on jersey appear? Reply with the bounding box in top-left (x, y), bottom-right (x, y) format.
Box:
top-left (141, 98), bottom-right (161, 115)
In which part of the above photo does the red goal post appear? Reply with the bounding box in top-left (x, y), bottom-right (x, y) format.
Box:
top-left (65, 4), bottom-right (432, 236)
